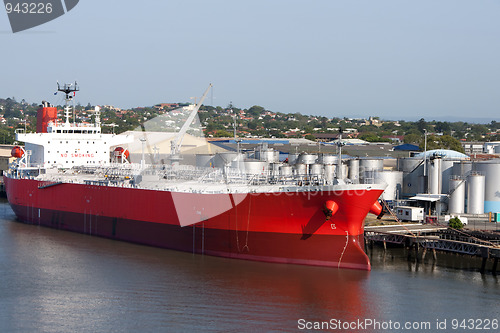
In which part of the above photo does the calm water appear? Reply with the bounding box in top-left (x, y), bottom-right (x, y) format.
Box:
top-left (0, 199), bottom-right (499, 333)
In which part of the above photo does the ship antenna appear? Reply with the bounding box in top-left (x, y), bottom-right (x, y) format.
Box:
top-left (58, 81), bottom-right (79, 124)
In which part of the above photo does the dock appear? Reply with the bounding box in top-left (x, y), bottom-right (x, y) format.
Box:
top-left (365, 223), bottom-right (500, 274)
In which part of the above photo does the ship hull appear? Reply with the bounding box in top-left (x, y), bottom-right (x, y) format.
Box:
top-left (5, 176), bottom-right (383, 270)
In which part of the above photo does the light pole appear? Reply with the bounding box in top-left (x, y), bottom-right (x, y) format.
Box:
top-left (423, 129), bottom-right (427, 193)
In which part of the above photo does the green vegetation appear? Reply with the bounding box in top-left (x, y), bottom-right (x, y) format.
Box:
top-left (448, 217), bottom-right (464, 229)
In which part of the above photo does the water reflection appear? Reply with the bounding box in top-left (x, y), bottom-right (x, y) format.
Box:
top-left (1, 200), bottom-right (500, 332)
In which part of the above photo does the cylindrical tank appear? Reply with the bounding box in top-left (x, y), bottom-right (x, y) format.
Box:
top-left (440, 159), bottom-right (455, 194)
top-left (428, 157), bottom-right (442, 194)
top-left (297, 153), bottom-right (317, 165)
top-left (317, 154), bottom-right (337, 165)
top-left (467, 172), bottom-right (485, 214)
top-left (269, 163), bottom-right (281, 176)
top-left (213, 152), bottom-right (240, 168)
top-left (280, 165), bottom-right (292, 177)
top-left (359, 158), bottom-right (383, 184)
top-left (337, 164), bottom-right (348, 181)
top-left (452, 161), bottom-right (472, 178)
top-left (294, 163), bottom-right (307, 175)
top-left (348, 159), bottom-right (359, 183)
top-left (256, 149), bottom-right (278, 163)
top-left (232, 160), bottom-right (268, 175)
top-left (398, 157), bottom-right (424, 196)
top-left (377, 171), bottom-right (403, 201)
top-left (287, 153), bottom-right (300, 165)
top-left (309, 164), bottom-right (323, 176)
top-left (475, 160), bottom-right (500, 213)
top-left (196, 154), bottom-right (214, 167)
top-left (324, 164), bottom-right (335, 183)
top-left (448, 177), bottom-right (465, 214)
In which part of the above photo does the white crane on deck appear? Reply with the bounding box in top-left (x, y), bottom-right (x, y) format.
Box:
top-left (170, 84), bottom-right (213, 159)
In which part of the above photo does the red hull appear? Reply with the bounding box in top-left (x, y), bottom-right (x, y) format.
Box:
top-left (4, 176), bottom-right (383, 270)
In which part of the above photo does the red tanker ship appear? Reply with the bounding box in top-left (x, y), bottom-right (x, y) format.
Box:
top-left (4, 84), bottom-right (385, 270)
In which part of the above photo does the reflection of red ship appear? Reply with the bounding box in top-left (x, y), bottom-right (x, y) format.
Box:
top-left (5, 84), bottom-right (385, 270)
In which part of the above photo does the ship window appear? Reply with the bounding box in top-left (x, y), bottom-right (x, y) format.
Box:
top-left (78, 141), bottom-right (80, 144)
top-left (48, 141), bottom-right (50, 144)
top-left (63, 130), bottom-right (67, 133)
top-left (69, 130), bottom-right (73, 133)
top-left (66, 141), bottom-right (68, 144)
top-left (60, 141), bottom-right (62, 144)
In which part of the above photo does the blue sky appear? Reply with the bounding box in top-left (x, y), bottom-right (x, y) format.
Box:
top-left (1, 0), bottom-right (500, 121)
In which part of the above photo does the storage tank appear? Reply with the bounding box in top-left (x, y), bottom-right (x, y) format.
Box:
top-left (269, 163), bottom-right (281, 176)
top-left (317, 154), bottom-right (337, 165)
top-left (467, 172), bottom-right (485, 214)
top-left (452, 161), bottom-right (472, 178)
top-left (287, 153), bottom-right (300, 165)
top-left (440, 159), bottom-right (455, 194)
top-left (297, 153), bottom-right (317, 165)
top-left (428, 157), bottom-right (442, 194)
top-left (280, 165), bottom-right (292, 177)
top-left (294, 163), bottom-right (307, 175)
top-left (398, 157), bottom-right (424, 196)
top-left (196, 154), bottom-right (214, 168)
top-left (348, 159), bottom-right (359, 183)
top-left (309, 164), bottom-right (323, 176)
top-left (324, 164), bottom-right (335, 183)
top-left (256, 149), bottom-right (279, 163)
top-left (377, 171), bottom-right (403, 201)
top-left (475, 160), bottom-right (500, 213)
top-left (359, 158), bottom-right (383, 184)
top-left (231, 160), bottom-right (268, 175)
top-left (213, 152), bottom-right (240, 168)
top-left (448, 176), bottom-right (466, 214)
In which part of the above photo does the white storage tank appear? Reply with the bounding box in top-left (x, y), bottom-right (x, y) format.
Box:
top-left (324, 164), bottom-right (335, 183)
top-left (467, 172), bottom-right (485, 214)
top-left (196, 154), bottom-right (214, 168)
top-left (398, 157), bottom-right (424, 195)
top-left (359, 158), bottom-right (383, 183)
top-left (428, 157), bottom-right (442, 194)
top-left (475, 160), bottom-right (500, 213)
top-left (317, 154), bottom-right (337, 165)
top-left (287, 153), bottom-right (300, 165)
top-left (448, 176), bottom-right (465, 214)
top-left (294, 163), bottom-right (307, 175)
top-left (377, 171), bottom-right (403, 201)
top-left (309, 164), bottom-right (323, 176)
top-left (452, 161), bottom-right (472, 178)
top-left (280, 165), bottom-right (292, 178)
top-left (348, 159), bottom-right (359, 183)
top-left (440, 159), bottom-right (455, 194)
top-left (297, 153), bottom-right (317, 165)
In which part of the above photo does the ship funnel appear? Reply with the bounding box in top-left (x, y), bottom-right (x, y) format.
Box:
top-left (36, 101), bottom-right (58, 133)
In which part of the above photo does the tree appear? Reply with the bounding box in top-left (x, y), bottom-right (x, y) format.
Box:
top-left (247, 105), bottom-right (265, 117)
top-left (448, 217), bottom-right (463, 229)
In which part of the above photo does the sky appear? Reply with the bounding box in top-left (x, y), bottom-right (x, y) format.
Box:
top-left (1, 0), bottom-right (500, 121)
